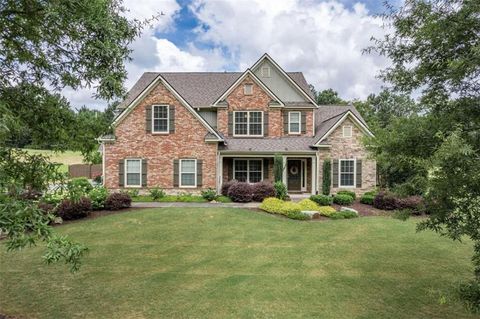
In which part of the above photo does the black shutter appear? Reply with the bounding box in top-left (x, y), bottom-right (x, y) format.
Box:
top-left (228, 158), bottom-right (233, 180)
top-left (356, 159), bottom-right (362, 188)
top-left (146, 106), bottom-right (152, 133)
top-left (283, 111), bottom-right (288, 134)
top-left (142, 159), bottom-right (147, 187)
top-left (197, 159), bottom-right (203, 187)
top-left (118, 160), bottom-right (125, 187)
top-left (332, 159), bottom-right (339, 188)
top-left (173, 159), bottom-right (179, 187)
top-left (228, 112), bottom-right (233, 136)
top-left (263, 112), bottom-right (269, 137)
top-left (263, 159), bottom-right (269, 180)
top-left (169, 105), bottom-right (175, 133)
top-left (301, 111), bottom-right (307, 133)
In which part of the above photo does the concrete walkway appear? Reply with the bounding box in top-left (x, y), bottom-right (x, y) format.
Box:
top-left (131, 201), bottom-right (261, 209)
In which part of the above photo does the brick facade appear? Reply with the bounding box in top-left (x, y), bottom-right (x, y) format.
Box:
top-left (104, 80), bottom-right (217, 193)
top-left (317, 117), bottom-right (376, 195)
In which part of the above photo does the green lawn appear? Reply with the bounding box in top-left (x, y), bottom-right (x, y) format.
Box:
top-left (23, 149), bottom-right (83, 172)
top-left (0, 208), bottom-right (476, 319)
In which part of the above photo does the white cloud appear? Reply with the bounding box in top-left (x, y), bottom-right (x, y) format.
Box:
top-left (68, 0), bottom-right (391, 109)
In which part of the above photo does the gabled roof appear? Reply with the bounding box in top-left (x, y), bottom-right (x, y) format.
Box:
top-left (112, 74), bottom-right (223, 141)
top-left (212, 69), bottom-right (284, 106)
top-left (117, 70), bottom-right (313, 110)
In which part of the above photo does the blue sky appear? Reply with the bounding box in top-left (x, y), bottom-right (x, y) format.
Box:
top-left (64, 0), bottom-right (397, 109)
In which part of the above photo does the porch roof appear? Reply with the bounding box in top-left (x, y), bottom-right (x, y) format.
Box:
top-left (219, 137), bottom-right (316, 153)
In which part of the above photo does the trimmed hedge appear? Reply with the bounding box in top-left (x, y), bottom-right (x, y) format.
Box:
top-left (318, 206), bottom-right (336, 217)
top-left (333, 194), bottom-right (354, 205)
top-left (330, 210), bottom-right (358, 219)
top-left (259, 198), bottom-right (308, 220)
top-left (105, 192), bottom-right (132, 210)
top-left (56, 197), bottom-right (92, 220)
top-left (221, 180), bottom-right (237, 196)
top-left (228, 182), bottom-right (253, 202)
top-left (337, 190), bottom-right (356, 200)
top-left (252, 181), bottom-right (276, 202)
top-left (310, 194), bottom-right (333, 206)
top-left (298, 199), bottom-right (320, 211)
top-left (373, 192), bottom-right (398, 210)
top-left (360, 194), bottom-right (375, 205)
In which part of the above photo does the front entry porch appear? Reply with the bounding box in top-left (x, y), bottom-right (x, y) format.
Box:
top-left (218, 154), bottom-right (317, 195)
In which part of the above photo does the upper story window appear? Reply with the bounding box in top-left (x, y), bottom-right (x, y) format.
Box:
top-left (342, 125), bottom-right (352, 138)
top-left (180, 159), bottom-right (197, 187)
top-left (152, 105), bottom-right (169, 133)
top-left (244, 84), bottom-right (253, 95)
top-left (234, 111), bottom-right (263, 136)
top-left (261, 66), bottom-right (271, 77)
top-left (125, 159), bottom-right (142, 187)
top-left (288, 111), bottom-right (301, 134)
top-left (339, 159), bottom-right (355, 187)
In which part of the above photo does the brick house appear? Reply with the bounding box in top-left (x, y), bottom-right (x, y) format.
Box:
top-left (100, 54), bottom-right (376, 195)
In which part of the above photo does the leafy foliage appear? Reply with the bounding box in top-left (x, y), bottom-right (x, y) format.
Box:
top-left (105, 192), bottom-right (132, 210)
top-left (148, 187), bottom-right (165, 201)
top-left (298, 199), bottom-right (320, 211)
top-left (337, 190), bottom-right (356, 200)
top-left (259, 198), bottom-right (308, 220)
top-left (329, 210), bottom-right (358, 219)
top-left (56, 197), bottom-right (92, 220)
top-left (227, 182), bottom-right (253, 203)
top-left (322, 159), bottom-right (331, 195)
top-left (310, 194), bottom-right (333, 206)
top-left (273, 154), bottom-right (283, 183)
top-left (274, 181), bottom-right (288, 200)
top-left (88, 186), bottom-right (109, 210)
top-left (252, 181), bottom-right (276, 202)
top-left (316, 89), bottom-right (347, 105)
top-left (360, 194), bottom-right (375, 205)
top-left (221, 180), bottom-right (237, 196)
top-left (333, 194), bottom-right (354, 205)
top-left (317, 206), bottom-right (337, 217)
top-left (201, 188), bottom-right (217, 201)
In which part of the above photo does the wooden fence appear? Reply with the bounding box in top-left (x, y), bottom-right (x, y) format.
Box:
top-left (68, 164), bottom-right (102, 179)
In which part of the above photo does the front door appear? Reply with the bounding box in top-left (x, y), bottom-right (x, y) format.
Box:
top-left (287, 160), bottom-right (302, 192)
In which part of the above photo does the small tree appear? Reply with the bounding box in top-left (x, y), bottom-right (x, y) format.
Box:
top-left (322, 159), bottom-right (331, 195)
top-left (273, 154), bottom-right (284, 183)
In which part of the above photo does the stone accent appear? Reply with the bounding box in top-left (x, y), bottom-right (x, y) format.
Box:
top-left (104, 81), bottom-right (217, 193)
top-left (317, 117), bottom-right (376, 195)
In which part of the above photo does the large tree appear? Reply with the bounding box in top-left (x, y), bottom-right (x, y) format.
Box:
top-left (369, 0), bottom-right (480, 309)
top-left (316, 88), bottom-right (347, 105)
top-left (0, 0), bottom-right (154, 271)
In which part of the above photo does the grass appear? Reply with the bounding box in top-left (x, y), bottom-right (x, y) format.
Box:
top-left (0, 208), bottom-right (476, 319)
top-left (24, 149), bottom-right (83, 172)
top-left (131, 195), bottom-right (232, 203)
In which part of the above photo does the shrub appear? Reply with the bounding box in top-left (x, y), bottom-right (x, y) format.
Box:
top-left (67, 177), bottom-right (93, 193)
top-left (333, 194), bottom-right (354, 205)
top-left (337, 190), bottom-right (356, 200)
top-left (216, 195), bottom-right (232, 203)
top-left (55, 197), bottom-right (92, 220)
top-left (329, 210), bottom-right (358, 219)
top-left (221, 180), bottom-right (237, 196)
top-left (105, 192), bottom-right (132, 210)
top-left (360, 194), bottom-right (375, 205)
top-left (273, 154), bottom-right (283, 182)
top-left (259, 198), bottom-right (308, 220)
top-left (396, 196), bottom-right (425, 215)
top-left (364, 190), bottom-right (378, 197)
top-left (298, 199), bottom-right (320, 211)
top-left (149, 187), bottom-right (165, 200)
top-left (227, 182), bottom-right (253, 202)
top-left (201, 188), bottom-right (217, 201)
top-left (373, 192), bottom-right (398, 210)
top-left (458, 280), bottom-right (480, 313)
top-left (322, 159), bottom-right (331, 195)
top-left (310, 194), bottom-right (333, 206)
top-left (274, 181), bottom-right (288, 200)
top-left (42, 191), bottom-right (68, 205)
top-left (252, 181), bottom-right (276, 202)
top-left (88, 186), bottom-right (108, 210)
top-left (125, 189), bottom-right (140, 198)
top-left (318, 206), bottom-right (336, 217)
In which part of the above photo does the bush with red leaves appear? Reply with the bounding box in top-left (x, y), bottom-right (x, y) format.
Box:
top-left (397, 195), bottom-right (426, 215)
top-left (373, 192), bottom-right (398, 210)
top-left (227, 182), bottom-right (253, 202)
top-left (252, 181), bottom-right (276, 202)
top-left (221, 180), bottom-right (237, 196)
top-left (105, 192), bottom-right (132, 210)
top-left (55, 197), bottom-right (92, 220)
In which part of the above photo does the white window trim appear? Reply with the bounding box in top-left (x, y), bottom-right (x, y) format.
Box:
top-left (233, 158), bottom-right (263, 183)
top-left (179, 159), bottom-right (197, 188)
top-left (338, 158), bottom-right (356, 188)
top-left (152, 104), bottom-right (169, 134)
top-left (342, 125), bottom-right (352, 138)
top-left (288, 111), bottom-right (301, 134)
top-left (233, 111), bottom-right (264, 137)
top-left (125, 158), bottom-right (142, 188)
top-left (261, 66), bottom-right (271, 78)
top-left (244, 84), bottom-right (253, 95)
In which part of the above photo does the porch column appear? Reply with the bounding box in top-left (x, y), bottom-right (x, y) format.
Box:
top-left (282, 155), bottom-right (287, 186)
top-left (217, 154), bottom-right (223, 193)
top-left (311, 156), bottom-right (317, 195)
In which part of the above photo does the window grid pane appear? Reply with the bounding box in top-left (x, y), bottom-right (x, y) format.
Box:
top-left (234, 160), bottom-right (249, 182)
top-left (249, 112), bottom-right (262, 135)
top-left (289, 112), bottom-right (301, 133)
top-left (249, 160), bottom-right (262, 183)
top-left (181, 160), bottom-right (196, 173)
top-left (181, 173), bottom-right (195, 186)
top-left (180, 160), bottom-right (196, 186)
top-left (234, 112), bottom-right (248, 135)
top-left (126, 159), bottom-right (141, 186)
top-left (340, 160), bottom-right (355, 186)
top-left (153, 105), bottom-right (168, 132)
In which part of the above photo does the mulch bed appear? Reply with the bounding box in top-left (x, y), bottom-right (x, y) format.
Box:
top-left (332, 201), bottom-right (388, 217)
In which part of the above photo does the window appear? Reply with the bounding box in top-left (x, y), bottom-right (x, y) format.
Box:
top-left (180, 159), bottom-right (196, 187)
top-left (289, 111), bottom-right (301, 134)
top-left (234, 111), bottom-right (263, 136)
top-left (152, 105), bottom-right (169, 133)
top-left (261, 66), bottom-right (271, 77)
top-left (343, 125), bottom-right (352, 138)
top-left (244, 84), bottom-right (253, 95)
top-left (125, 159), bottom-right (142, 187)
top-left (339, 159), bottom-right (355, 187)
top-left (234, 159), bottom-right (263, 183)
